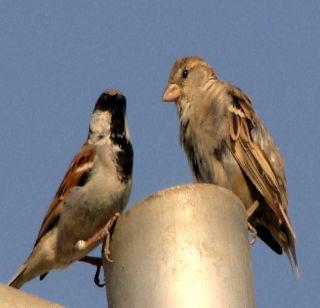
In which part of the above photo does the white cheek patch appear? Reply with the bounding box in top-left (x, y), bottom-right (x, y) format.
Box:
top-left (89, 111), bottom-right (112, 145)
top-left (90, 111), bottom-right (111, 136)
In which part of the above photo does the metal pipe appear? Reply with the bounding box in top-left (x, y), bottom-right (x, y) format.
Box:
top-left (104, 184), bottom-right (256, 308)
top-left (0, 283), bottom-right (62, 307)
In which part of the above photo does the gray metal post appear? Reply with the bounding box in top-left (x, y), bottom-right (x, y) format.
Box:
top-left (0, 283), bottom-right (62, 307)
top-left (104, 184), bottom-right (256, 308)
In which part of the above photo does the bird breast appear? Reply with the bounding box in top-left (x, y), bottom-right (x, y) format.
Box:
top-left (180, 92), bottom-right (254, 208)
top-left (56, 142), bottom-right (131, 258)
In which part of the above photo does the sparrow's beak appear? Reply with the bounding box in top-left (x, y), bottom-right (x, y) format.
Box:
top-left (162, 83), bottom-right (180, 102)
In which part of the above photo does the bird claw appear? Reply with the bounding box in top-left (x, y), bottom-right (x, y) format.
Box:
top-left (248, 223), bottom-right (257, 245)
top-left (93, 263), bottom-right (105, 287)
top-left (78, 213), bottom-right (120, 287)
top-left (103, 232), bottom-right (113, 262)
top-left (102, 214), bottom-right (120, 263)
top-left (79, 256), bottom-right (105, 287)
top-left (246, 201), bottom-right (259, 245)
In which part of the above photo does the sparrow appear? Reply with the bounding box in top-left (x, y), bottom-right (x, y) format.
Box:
top-left (9, 88), bottom-right (133, 288)
top-left (162, 56), bottom-right (298, 275)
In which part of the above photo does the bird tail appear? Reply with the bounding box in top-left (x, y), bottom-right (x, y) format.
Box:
top-left (284, 243), bottom-right (299, 278)
top-left (8, 262), bottom-right (29, 289)
top-left (8, 242), bottom-right (54, 289)
top-left (253, 202), bottom-right (299, 277)
top-left (8, 256), bottom-right (51, 289)
top-left (279, 205), bottom-right (299, 278)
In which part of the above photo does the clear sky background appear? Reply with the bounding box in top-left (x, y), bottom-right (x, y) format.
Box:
top-left (0, 1), bottom-right (319, 307)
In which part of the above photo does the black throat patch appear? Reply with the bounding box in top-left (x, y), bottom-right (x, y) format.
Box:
top-left (110, 112), bottom-right (133, 183)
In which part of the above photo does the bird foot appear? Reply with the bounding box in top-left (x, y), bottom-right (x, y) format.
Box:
top-left (103, 229), bottom-right (114, 262)
top-left (75, 212), bottom-right (120, 252)
top-left (76, 213), bottom-right (120, 286)
top-left (79, 256), bottom-right (105, 287)
top-left (246, 201), bottom-right (259, 245)
top-left (248, 223), bottom-right (257, 245)
top-left (102, 213), bottom-right (120, 263)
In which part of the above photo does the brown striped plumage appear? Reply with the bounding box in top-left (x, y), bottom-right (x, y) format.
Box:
top-left (163, 56), bottom-right (298, 275)
top-left (9, 89), bottom-right (133, 288)
top-left (35, 144), bottom-right (95, 247)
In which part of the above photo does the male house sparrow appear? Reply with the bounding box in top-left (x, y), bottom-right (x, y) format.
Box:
top-left (9, 88), bottom-right (133, 288)
top-left (163, 56), bottom-right (298, 274)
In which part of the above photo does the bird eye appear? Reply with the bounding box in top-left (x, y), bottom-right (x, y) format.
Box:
top-left (182, 69), bottom-right (189, 78)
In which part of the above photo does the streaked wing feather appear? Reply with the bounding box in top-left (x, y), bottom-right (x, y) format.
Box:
top-left (34, 143), bottom-right (95, 246)
top-left (226, 85), bottom-right (297, 272)
top-left (226, 86), bottom-right (290, 222)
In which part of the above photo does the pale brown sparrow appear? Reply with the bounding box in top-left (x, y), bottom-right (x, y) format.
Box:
top-left (163, 56), bottom-right (298, 275)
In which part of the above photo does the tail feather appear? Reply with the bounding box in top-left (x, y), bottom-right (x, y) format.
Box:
top-left (8, 238), bottom-right (55, 289)
top-left (278, 205), bottom-right (299, 277)
top-left (252, 202), bottom-right (298, 277)
top-left (285, 244), bottom-right (299, 278)
top-left (8, 263), bottom-right (28, 289)
top-left (282, 224), bottom-right (299, 278)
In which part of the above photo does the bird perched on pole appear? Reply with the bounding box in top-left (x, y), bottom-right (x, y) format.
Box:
top-left (162, 56), bottom-right (298, 275)
top-left (9, 88), bottom-right (133, 288)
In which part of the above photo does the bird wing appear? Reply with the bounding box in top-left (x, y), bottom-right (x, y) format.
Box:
top-left (34, 143), bottom-right (95, 247)
top-left (225, 85), bottom-right (294, 237)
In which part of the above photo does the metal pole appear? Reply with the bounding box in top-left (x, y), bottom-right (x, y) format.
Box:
top-left (0, 283), bottom-right (62, 307)
top-left (104, 184), bottom-right (256, 308)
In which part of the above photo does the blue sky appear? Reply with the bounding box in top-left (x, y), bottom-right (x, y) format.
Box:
top-left (1, 1), bottom-right (319, 307)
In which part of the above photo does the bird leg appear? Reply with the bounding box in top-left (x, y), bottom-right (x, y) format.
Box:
top-left (102, 225), bottom-right (113, 263)
top-left (101, 212), bottom-right (120, 262)
top-left (76, 212), bottom-right (120, 287)
top-left (76, 213), bottom-right (120, 252)
top-left (247, 200), bottom-right (259, 218)
top-left (79, 256), bottom-right (104, 287)
top-left (246, 201), bottom-right (259, 245)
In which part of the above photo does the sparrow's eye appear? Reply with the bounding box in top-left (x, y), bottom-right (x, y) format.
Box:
top-left (182, 69), bottom-right (189, 79)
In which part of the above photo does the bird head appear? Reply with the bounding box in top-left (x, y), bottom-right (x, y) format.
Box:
top-left (94, 88), bottom-right (126, 115)
top-left (162, 56), bottom-right (217, 107)
top-left (89, 88), bottom-right (128, 145)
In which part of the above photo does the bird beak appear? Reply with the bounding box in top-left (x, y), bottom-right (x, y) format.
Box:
top-left (162, 83), bottom-right (180, 102)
